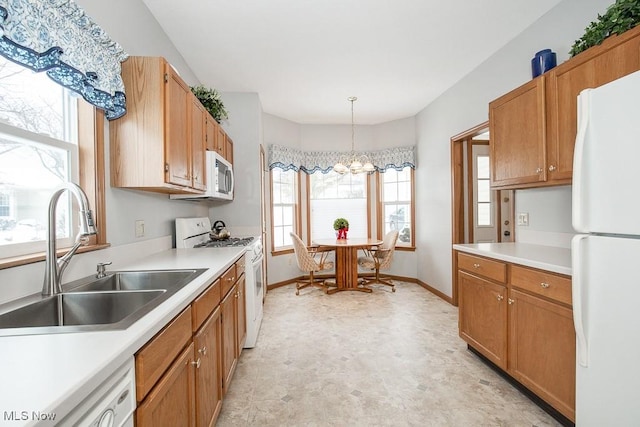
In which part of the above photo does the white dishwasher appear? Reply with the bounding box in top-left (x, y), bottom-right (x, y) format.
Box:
top-left (59, 358), bottom-right (136, 427)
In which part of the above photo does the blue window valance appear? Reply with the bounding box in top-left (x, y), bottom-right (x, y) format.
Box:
top-left (268, 144), bottom-right (416, 174)
top-left (0, 0), bottom-right (128, 119)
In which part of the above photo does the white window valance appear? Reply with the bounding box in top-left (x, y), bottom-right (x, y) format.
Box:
top-left (0, 0), bottom-right (128, 119)
top-left (268, 144), bottom-right (416, 174)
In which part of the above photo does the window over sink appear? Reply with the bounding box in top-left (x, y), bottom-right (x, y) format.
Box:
top-left (0, 56), bottom-right (107, 265)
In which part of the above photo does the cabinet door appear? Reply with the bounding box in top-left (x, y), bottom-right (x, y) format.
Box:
top-left (458, 271), bottom-right (508, 369)
top-left (236, 275), bottom-right (246, 354)
top-left (215, 124), bottom-right (226, 158)
top-left (190, 98), bottom-right (207, 191)
top-left (546, 27), bottom-right (640, 182)
top-left (205, 118), bottom-right (216, 152)
top-left (137, 342), bottom-right (196, 427)
top-left (508, 288), bottom-right (575, 421)
top-left (225, 135), bottom-right (233, 165)
top-left (220, 285), bottom-right (237, 394)
top-left (489, 77), bottom-right (546, 188)
top-left (194, 308), bottom-right (222, 427)
top-left (165, 65), bottom-right (191, 187)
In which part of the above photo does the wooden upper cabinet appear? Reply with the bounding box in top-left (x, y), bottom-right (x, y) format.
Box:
top-left (165, 66), bottom-right (192, 188)
top-left (190, 97), bottom-right (207, 191)
top-left (489, 77), bottom-right (546, 188)
top-left (225, 134), bottom-right (234, 165)
top-left (215, 124), bottom-right (226, 159)
top-left (490, 26), bottom-right (640, 190)
top-left (109, 56), bottom-right (205, 194)
top-left (546, 25), bottom-right (640, 182)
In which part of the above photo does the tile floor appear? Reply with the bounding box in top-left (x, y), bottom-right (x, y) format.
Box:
top-left (216, 282), bottom-right (562, 427)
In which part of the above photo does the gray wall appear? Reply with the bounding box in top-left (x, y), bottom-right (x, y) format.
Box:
top-left (415, 0), bottom-right (611, 297)
top-left (209, 92), bottom-right (264, 234)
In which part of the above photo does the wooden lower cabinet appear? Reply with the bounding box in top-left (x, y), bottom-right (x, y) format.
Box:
top-left (508, 288), bottom-right (576, 421)
top-left (221, 283), bottom-right (238, 393)
top-left (456, 251), bottom-right (575, 422)
top-left (236, 275), bottom-right (247, 353)
top-left (194, 307), bottom-right (223, 427)
top-left (135, 256), bottom-right (247, 426)
top-left (136, 342), bottom-right (197, 427)
top-left (458, 271), bottom-right (508, 369)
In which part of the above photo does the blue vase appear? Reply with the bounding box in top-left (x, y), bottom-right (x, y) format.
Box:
top-left (531, 49), bottom-right (557, 78)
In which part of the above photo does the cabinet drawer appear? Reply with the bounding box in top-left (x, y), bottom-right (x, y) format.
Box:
top-left (136, 306), bottom-right (192, 402)
top-left (221, 265), bottom-right (237, 297)
top-left (192, 278), bottom-right (222, 332)
top-left (457, 252), bottom-right (507, 283)
top-left (235, 256), bottom-right (246, 279)
top-left (510, 265), bottom-right (572, 306)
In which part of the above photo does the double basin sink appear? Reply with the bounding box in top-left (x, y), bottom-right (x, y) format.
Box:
top-left (0, 269), bottom-right (206, 336)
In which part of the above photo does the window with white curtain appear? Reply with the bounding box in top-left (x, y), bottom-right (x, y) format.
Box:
top-left (0, 57), bottom-right (78, 258)
top-left (309, 171), bottom-right (368, 240)
top-left (271, 168), bottom-right (298, 251)
top-left (380, 167), bottom-right (414, 246)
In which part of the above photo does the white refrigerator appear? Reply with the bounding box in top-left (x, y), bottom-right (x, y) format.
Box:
top-left (572, 69), bottom-right (640, 426)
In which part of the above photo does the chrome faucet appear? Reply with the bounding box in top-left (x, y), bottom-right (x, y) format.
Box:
top-left (42, 183), bottom-right (98, 296)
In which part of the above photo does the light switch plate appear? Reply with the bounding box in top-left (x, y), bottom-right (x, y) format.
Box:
top-left (517, 213), bottom-right (529, 226)
top-left (135, 220), bottom-right (145, 237)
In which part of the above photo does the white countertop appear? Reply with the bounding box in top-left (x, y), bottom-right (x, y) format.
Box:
top-left (452, 242), bottom-right (572, 276)
top-left (0, 247), bottom-right (245, 427)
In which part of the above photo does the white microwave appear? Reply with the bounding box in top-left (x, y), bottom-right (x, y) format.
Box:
top-left (170, 151), bottom-right (234, 201)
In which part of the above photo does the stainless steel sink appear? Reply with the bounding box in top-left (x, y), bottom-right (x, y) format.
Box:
top-left (0, 268), bottom-right (206, 336)
top-left (67, 270), bottom-right (201, 293)
top-left (0, 291), bottom-right (164, 329)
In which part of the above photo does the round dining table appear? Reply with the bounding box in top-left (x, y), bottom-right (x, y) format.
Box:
top-left (313, 238), bottom-right (382, 294)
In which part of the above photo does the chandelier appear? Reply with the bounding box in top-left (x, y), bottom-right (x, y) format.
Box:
top-left (333, 96), bottom-right (375, 174)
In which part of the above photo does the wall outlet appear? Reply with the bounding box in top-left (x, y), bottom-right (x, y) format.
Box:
top-left (135, 220), bottom-right (145, 238)
top-left (517, 213), bottom-right (529, 226)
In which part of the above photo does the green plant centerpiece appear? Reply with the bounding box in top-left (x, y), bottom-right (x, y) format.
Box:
top-left (333, 218), bottom-right (349, 239)
top-left (190, 85), bottom-right (229, 123)
top-left (333, 218), bottom-right (349, 230)
top-left (570, 0), bottom-right (640, 56)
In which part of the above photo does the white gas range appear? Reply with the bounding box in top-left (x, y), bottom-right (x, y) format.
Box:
top-left (175, 217), bottom-right (264, 348)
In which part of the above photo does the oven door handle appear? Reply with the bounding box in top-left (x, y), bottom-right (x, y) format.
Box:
top-left (251, 252), bottom-right (264, 266)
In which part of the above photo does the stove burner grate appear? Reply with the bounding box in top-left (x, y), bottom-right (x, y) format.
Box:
top-left (194, 236), bottom-right (255, 248)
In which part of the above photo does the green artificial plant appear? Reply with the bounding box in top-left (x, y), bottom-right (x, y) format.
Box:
top-left (333, 218), bottom-right (349, 230)
top-left (190, 85), bottom-right (229, 123)
top-left (570, 0), bottom-right (640, 56)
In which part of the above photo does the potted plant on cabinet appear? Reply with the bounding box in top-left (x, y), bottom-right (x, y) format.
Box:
top-left (190, 85), bottom-right (229, 123)
top-left (570, 0), bottom-right (640, 56)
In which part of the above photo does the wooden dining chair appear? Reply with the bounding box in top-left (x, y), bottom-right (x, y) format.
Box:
top-left (357, 230), bottom-right (399, 292)
top-left (290, 232), bottom-right (334, 295)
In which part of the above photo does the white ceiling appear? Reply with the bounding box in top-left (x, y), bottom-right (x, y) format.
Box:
top-left (141, 0), bottom-right (563, 124)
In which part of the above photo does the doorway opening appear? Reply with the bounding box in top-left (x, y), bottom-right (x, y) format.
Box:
top-left (450, 122), bottom-right (515, 305)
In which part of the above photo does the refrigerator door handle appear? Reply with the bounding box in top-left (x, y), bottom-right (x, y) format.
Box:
top-left (572, 90), bottom-right (591, 233)
top-left (572, 234), bottom-right (589, 367)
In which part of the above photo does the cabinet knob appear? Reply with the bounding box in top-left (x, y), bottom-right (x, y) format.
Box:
top-left (508, 298), bottom-right (515, 305)
top-left (473, 263), bottom-right (480, 269)
top-left (191, 358), bottom-right (201, 369)
top-left (548, 165), bottom-right (556, 172)
top-left (227, 276), bottom-right (235, 282)
top-left (198, 346), bottom-right (207, 356)
top-left (497, 294), bottom-right (504, 301)
top-left (540, 282), bottom-right (550, 289)
top-left (536, 167), bottom-right (543, 174)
